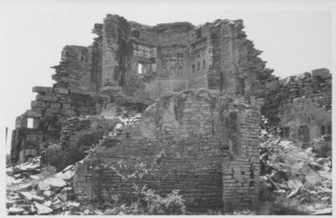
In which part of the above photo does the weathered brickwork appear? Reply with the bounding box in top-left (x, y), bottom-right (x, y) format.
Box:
top-left (222, 99), bottom-right (260, 211)
top-left (73, 89), bottom-right (261, 211)
top-left (262, 68), bottom-right (332, 143)
top-left (10, 86), bottom-right (104, 164)
top-left (93, 14), bottom-right (274, 102)
top-left (52, 46), bottom-right (94, 90)
top-left (60, 116), bottom-right (112, 152)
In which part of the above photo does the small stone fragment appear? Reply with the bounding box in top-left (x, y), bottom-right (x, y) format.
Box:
top-left (19, 191), bottom-right (34, 201)
top-left (7, 207), bottom-right (25, 215)
top-left (43, 177), bottom-right (67, 189)
top-left (43, 190), bottom-right (55, 198)
top-left (38, 180), bottom-right (51, 191)
top-left (34, 202), bottom-right (53, 215)
top-left (51, 199), bottom-right (63, 211)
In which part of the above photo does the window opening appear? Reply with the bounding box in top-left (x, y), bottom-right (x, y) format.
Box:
top-left (27, 118), bottom-right (34, 129)
top-left (137, 63), bottom-right (143, 74)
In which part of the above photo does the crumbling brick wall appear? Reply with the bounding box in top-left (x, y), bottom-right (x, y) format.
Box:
top-left (222, 98), bottom-right (261, 211)
top-left (52, 46), bottom-right (94, 90)
top-left (10, 86), bottom-right (104, 164)
top-left (261, 68), bottom-right (332, 143)
top-left (73, 89), bottom-right (261, 211)
top-left (55, 116), bottom-right (120, 169)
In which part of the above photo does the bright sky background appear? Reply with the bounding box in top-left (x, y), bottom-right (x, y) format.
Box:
top-left (0, 0), bottom-right (334, 157)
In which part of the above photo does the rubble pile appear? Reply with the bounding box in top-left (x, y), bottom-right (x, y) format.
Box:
top-left (6, 156), bottom-right (83, 215)
top-left (260, 137), bottom-right (332, 215)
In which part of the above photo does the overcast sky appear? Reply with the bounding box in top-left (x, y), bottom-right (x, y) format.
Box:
top-left (0, 0), bottom-right (334, 156)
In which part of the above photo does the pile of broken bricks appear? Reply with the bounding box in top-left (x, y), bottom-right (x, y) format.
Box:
top-left (260, 138), bottom-right (332, 215)
top-left (6, 157), bottom-right (79, 215)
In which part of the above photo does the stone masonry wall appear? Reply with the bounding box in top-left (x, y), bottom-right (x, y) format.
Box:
top-left (52, 46), bottom-right (94, 90)
top-left (222, 100), bottom-right (260, 211)
top-left (73, 89), bottom-right (261, 212)
top-left (10, 86), bottom-right (104, 164)
top-left (97, 14), bottom-right (274, 104)
top-left (208, 19), bottom-right (275, 96)
top-left (261, 68), bottom-right (332, 143)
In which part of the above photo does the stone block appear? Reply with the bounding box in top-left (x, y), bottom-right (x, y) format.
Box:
top-left (70, 88), bottom-right (92, 95)
top-left (50, 103), bottom-right (61, 109)
top-left (62, 103), bottom-right (72, 109)
top-left (54, 88), bottom-right (69, 94)
top-left (7, 207), bottom-right (25, 215)
top-left (36, 94), bottom-right (58, 102)
top-left (34, 202), bottom-right (53, 215)
top-left (31, 107), bottom-right (45, 114)
top-left (24, 110), bottom-right (42, 117)
top-left (45, 108), bottom-right (60, 114)
top-left (31, 100), bottom-right (47, 108)
top-left (32, 86), bottom-right (54, 93)
top-left (61, 109), bottom-right (77, 117)
top-left (312, 68), bottom-right (331, 79)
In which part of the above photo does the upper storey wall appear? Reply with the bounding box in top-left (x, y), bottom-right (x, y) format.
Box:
top-left (207, 20), bottom-right (275, 96)
top-left (51, 14), bottom-right (275, 103)
top-left (52, 46), bottom-right (94, 90)
top-left (130, 21), bottom-right (195, 46)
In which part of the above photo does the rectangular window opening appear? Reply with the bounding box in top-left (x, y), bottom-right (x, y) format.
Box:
top-left (27, 118), bottom-right (34, 129)
top-left (137, 63), bottom-right (143, 74)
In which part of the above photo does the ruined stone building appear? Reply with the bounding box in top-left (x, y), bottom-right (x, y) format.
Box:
top-left (10, 14), bottom-right (332, 211)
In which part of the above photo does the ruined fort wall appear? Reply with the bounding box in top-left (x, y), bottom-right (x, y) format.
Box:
top-left (262, 68), bottom-right (332, 143)
top-left (208, 20), bottom-right (274, 96)
top-left (91, 23), bottom-right (103, 91)
top-left (222, 100), bottom-right (261, 211)
top-left (52, 46), bottom-right (93, 90)
top-left (73, 89), bottom-right (261, 211)
top-left (97, 15), bottom-right (275, 103)
top-left (10, 86), bottom-right (104, 164)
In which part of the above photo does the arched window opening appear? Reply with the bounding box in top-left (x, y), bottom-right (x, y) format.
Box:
top-left (197, 61), bottom-right (201, 71)
top-left (203, 60), bottom-right (206, 69)
top-left (192, 64), bottom-right (195, 73)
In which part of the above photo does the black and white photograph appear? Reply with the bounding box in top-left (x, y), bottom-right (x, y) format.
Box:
top-left (0, 0), bottom-right (334, 216)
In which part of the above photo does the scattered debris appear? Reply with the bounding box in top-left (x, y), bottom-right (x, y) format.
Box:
top-left (260, 137), bottom-right (332, 215)
top-left (6, 156), bottom-right (83, 215)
